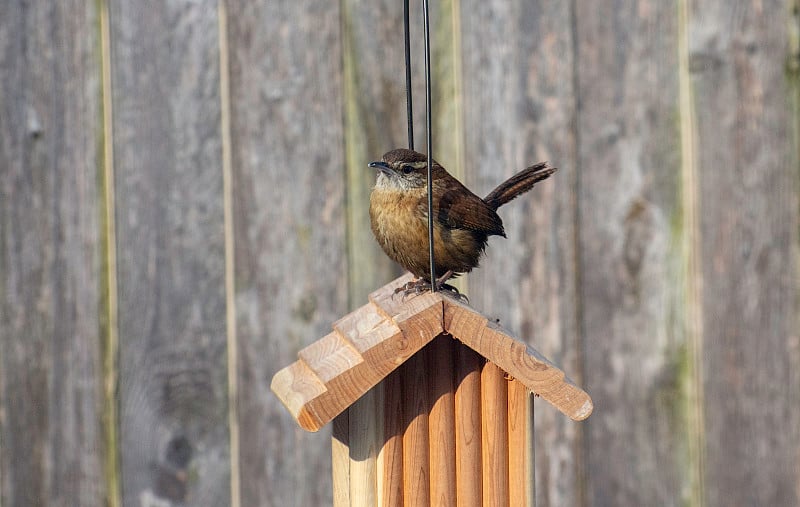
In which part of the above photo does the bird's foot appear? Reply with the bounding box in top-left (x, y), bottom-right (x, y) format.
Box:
top-left (438, 283), bottom-right (469, 303)
top-left (394, 279), bottom-right (431, 299)
top-left (393, 278), bottom-right (469, 303)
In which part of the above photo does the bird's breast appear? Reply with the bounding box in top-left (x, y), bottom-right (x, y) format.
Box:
top-left (369, 188), bottom-right (427, 254)
top-left (369, 187), bottom-right (485, 278)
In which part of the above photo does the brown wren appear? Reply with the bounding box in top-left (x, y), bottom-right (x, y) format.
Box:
top-left (368, 148), bottom-right (556, 293)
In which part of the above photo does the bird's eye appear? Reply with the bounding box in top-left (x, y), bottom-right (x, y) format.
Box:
top-left (401, 164), bottom-right (414, 175)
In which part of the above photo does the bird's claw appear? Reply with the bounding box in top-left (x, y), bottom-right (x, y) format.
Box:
top-left (441, 285), bottom-right (469, 304)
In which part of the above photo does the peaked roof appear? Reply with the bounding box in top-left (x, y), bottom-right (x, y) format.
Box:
top-left (271, 274), bottom-right (593, 432)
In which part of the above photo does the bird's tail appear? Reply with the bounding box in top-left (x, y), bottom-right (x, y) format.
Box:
top-left (483, 162), bottom-right (556, 210)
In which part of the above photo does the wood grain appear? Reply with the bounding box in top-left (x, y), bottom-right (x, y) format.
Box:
top-left (454, 344), bottom-right (483, 506)
top-left (332, 412), bottom-right (351, 507)
top-left (445, 299), bottom-right (592, 421)
top-left (274, 278), bottom-right (591, 433)
top-left (224, 0), bottom-right (348, 504)
top-left (377, 375), bottom-right (404, 507)
top-left (271, 288), bottom-right (444, 432)
top-left (341, 0), bottom-right (415, 304)
top-left (0, 2), bottom-right (106, 506)
top-left (349, 390), bottom-right (378, 507)
top-left (480, 363), bottom-right (509, 507)
top-left (508, 380), bottom-right (534, 507)
top-left (109, 2), bottom-right (229, 505)
top-left (401, 351), bottom-right (431, 506)
top-left (574, 1), bottom-right (689, 505)
top-left (688, 1), bottom-right (800, 505)
top-left (458, 2), bottom-right (583, 504)
top-left (428, 336), bottom-right (457, 506)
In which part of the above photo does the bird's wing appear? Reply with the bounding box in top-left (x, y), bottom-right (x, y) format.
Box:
top-left (421, 183), bottom-right (506, 237)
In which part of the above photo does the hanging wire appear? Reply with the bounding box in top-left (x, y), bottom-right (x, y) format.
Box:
top-left (402, 0), bottom-right (436, 292)
top-left (422, 0), bottom-right (436, 291)
top-left (403, 0), bottom-right (414, 150)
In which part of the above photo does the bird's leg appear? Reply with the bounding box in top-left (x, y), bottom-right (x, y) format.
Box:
top-left (434, 270), bottom-right (454, 289)
top-left (434, 271), bottom-right (469, 303)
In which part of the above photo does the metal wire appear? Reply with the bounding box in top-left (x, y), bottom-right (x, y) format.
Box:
top-left (403, 0), bottom-right (414, 150)
top-left (422, 0), bottom-right (436, 291)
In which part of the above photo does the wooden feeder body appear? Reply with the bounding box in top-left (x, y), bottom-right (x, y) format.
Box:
top-left (272, 275), bottom-right (592, 506)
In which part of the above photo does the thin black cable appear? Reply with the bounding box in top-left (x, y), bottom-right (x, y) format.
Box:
top-left (403, 0), bottom-right (414, 149)
top-left (422, 0), bottom-right (435, 291)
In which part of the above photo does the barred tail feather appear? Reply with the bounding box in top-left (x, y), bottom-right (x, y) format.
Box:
top-left (483, 162), bottom-right (556, 210)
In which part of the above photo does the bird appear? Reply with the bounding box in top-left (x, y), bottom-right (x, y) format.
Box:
top-left (368, 148), bottom-right (556, 295)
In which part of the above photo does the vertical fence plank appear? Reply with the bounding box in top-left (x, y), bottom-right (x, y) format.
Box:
top-left (574, 1), bottom-right (689, 506)
top-left (677, 1), bottom-right (706, 503)
top-left (341, 0), bottom-right (418, 304)
top-left (688, 1), bottom-right (800, 505)
top-left (0, 2), bottom-right (107, 506)
top-left (110, 2), bottom-right (230, 506)
top-left (224, 1), bottom-right (347, 505)
top-left (431, 0), bottom-right (467, 193)
top-left (459, 2), bottom-right (583, 505)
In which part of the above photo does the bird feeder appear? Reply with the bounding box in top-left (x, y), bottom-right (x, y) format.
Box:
top-left (272, 274), bottom-right (592, 506)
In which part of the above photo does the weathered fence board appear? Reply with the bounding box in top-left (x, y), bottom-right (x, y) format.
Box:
top-left (689, 1), bottom-right (800, 505)
top-left (1, 1), bottom-right (798, 506)
top-left (0, 2), bottom-right (107, 506)
top-left (225, 1), bottom-right (348, 505)
top-left (574, 1), bottom-right (690, 506)
top-left (342, 0), bottom-right (418, 305)
top-left (109, 1), bottom-right (230, 506)
top-left (460, 2), bottom-right (583, 505)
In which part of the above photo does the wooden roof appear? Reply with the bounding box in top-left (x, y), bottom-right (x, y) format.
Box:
top-left (272, 274), bottom-right (593, 432)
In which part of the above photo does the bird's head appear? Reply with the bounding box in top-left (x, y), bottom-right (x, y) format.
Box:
top-left (368, 148), bottom-right (430, 191)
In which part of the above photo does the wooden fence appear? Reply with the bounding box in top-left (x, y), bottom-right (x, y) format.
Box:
top-left (1, 1), bottom-right (798, 506)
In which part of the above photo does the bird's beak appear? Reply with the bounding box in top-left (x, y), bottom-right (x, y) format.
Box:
top-left (368, 160), bottom-right (394, 175)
